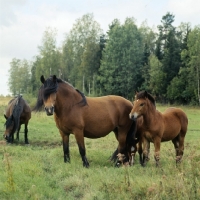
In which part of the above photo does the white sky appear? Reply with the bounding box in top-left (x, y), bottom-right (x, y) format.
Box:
top-left (0, 0), bottom-right (200, 95)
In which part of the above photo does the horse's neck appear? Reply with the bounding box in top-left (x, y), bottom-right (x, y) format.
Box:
top-left (55, 83), bottom-right (82, 113)
top-left (143, 102), bottom-right (158, 128)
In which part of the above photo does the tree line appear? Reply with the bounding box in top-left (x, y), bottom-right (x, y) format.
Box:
top-left (8, 12), bottom-right (200, 105)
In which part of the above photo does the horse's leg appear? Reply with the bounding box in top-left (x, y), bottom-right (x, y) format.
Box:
top-left (16, 125), bottom-right (21, 141)
top-left (129, 145), bottom-right (137, 166)
top-left (11, 134), bottom-right (14, 143)
top-left (172, 136), bottom-right (179, 157)
top-left (117, 130), bottom-right (129, 166)
top-left (137, 139), bottom-right (143, 165)
top-left (110, 147), bottom-right (118, 162)
top-left (74, 130), bottom-right (89, 168)
top-left (110, 130), bottom-right (119, 162)
top-left (60, 132), bottom-right (70, 163)
top-left (153, 138), bottom-right (161, 167)
top-left (176, 134), bottom-right (185, 164)
top-left (142, 138), bottom-right (150, 167)
top-left (24, 124), bottom-right (29, 144)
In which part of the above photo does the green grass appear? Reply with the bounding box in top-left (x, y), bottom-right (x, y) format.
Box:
top-left (0, 102), bottom-right (200, 200)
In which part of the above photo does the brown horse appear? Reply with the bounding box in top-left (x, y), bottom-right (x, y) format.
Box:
top-left (129, 91), bottom-right (188, 167)
top-left (33, 75), bottom-right (136, 167)
top-left (4, 95), bottom-right (31, 144)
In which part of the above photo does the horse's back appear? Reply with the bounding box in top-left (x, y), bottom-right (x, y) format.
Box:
top-left (5, 98), bottom-right (18, 117)
top-left (20, 98), bottom-right (31, 122)
top-left (86, 95), bottom-right (132, 118)
top-left (87, 95), bottom-right (132, 108)
top-left (163, 107), bottom-right (188, 124)
top-left (79, 95), bottom-right (133, 138)
top-left (162, 107), bottom-right (188, 140)
top-left (5, 97), bottom-right (31, 122)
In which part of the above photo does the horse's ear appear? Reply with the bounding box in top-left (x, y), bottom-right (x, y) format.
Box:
top-left (4, 114), bottom-right (8, 120)
top-left (40, 75), bottom-right (45, 84)
top-left (52, 75), bottom-right (57, 83)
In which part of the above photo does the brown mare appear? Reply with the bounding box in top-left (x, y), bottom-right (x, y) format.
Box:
top-left (33, 75), bottom-right (136, 167)
top-left (4, 95), bottom-right (31, 144)
top-left (129, 91), bottom-right (188, 167)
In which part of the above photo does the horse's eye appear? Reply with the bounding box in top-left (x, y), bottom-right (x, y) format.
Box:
top-left (140, 103), bottom-right (144, 106)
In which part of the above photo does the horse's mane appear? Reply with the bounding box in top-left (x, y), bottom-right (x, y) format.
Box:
top-left (33, 76), bottom-right (87, 111)
top-left (5, 95), bottom-right (23, 135)
top-left (136, 91), bottom-right (156, 107)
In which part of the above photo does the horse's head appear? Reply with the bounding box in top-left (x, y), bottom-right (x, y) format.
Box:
top-left (129, 91), bottom-right (151, 121)
top-left (4, 114), bottom-right (14, 142)
top-left (40, 75), bottom-right (58, 116)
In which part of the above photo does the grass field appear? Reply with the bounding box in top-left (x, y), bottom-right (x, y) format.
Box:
top-left (0, 98), bottom-right (200, 200)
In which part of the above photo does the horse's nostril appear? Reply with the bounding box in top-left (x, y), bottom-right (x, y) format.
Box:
top-left (129, 114), bottom-right (134, 120)
top-left (44, 106), bottom-right (54, 116)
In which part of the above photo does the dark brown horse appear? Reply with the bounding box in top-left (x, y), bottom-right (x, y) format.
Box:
top-left (4, 95), bottom-right (31, 144)
top-left (33, 75), bottom-right (136, 167)
top-left (129, 91), bottom-right (188, 167)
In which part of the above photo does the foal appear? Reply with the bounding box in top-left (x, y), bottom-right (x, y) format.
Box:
top-left (129, 91), bottom-right (188, 167)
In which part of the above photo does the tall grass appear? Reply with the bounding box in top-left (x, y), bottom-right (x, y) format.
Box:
top-left (0, 101), bottom-right (200, 199)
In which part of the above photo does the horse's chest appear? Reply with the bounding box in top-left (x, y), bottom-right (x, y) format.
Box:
top-left (54, 116), bottom-right (73, 133)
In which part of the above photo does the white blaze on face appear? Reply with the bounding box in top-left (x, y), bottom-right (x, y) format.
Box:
top-left (132, 99), bottom-right (140, 119)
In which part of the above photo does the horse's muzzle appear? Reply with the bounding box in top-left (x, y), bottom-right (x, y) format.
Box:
top-left (4, 134), bottom-right (11, 142)
top-left (44, 106), bottom-right (54, 116)
top-left (129, 113), bottom-right (137, 121)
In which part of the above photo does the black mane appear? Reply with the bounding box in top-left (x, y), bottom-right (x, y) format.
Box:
top-left (5, 95), bottom-right (23, 135)
top-left (43, 75), bottom-right (60, 100)
top-left (33, 75), bottom-right (87, 111)
top-left (136, 91), bottom-right (156, 106)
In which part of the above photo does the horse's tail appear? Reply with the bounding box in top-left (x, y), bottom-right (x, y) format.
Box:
top-left (126, 120), bottom-right (138, 147)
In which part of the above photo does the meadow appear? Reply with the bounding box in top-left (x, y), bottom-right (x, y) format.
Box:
top-left (0, 97), bottom-right (200, 200)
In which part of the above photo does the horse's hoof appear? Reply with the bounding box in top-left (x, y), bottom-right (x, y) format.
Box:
top-left (115, 162), bottom-right (121, 167)
top-left (83, 163), bottom-right (89, 168)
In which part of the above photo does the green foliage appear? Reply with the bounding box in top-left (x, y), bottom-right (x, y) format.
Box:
top-left (186, 26), bottom-right (200, 104)
top-left (98, 17), bottom-right (143, 98)
top-left (62, 13), bottom-right (103, 95)
top-left (148, 55), bottom-right (166, 95)
top-left (6, 12), bottom-right (200, 104)
top-left (34, 27), bottom-right (61, 85)
top-left (156, 12), bottom-right (182, 96)
top-left (8, 58), bottom-right (31, 95)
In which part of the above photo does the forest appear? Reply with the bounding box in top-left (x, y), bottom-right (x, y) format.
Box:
top-left (7, 12), bottom-right (200, 105)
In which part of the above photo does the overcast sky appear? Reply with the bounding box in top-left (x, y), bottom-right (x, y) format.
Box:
top-left (0, 0), bottom-right (200, 96)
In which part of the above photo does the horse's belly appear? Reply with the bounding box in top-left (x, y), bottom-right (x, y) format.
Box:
top-left (83, 129), bottom-right (110, 139)
top-left (83, 122), bottom-right (115, 138)
top-left (162, 126), bottom-right (181, 141)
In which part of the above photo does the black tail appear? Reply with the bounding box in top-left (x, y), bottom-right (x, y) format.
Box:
top-left (126, 120), bottom-right (138, 147)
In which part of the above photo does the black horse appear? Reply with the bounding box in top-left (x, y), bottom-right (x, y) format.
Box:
top-left (4, 95), bottom-right (31, 144)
